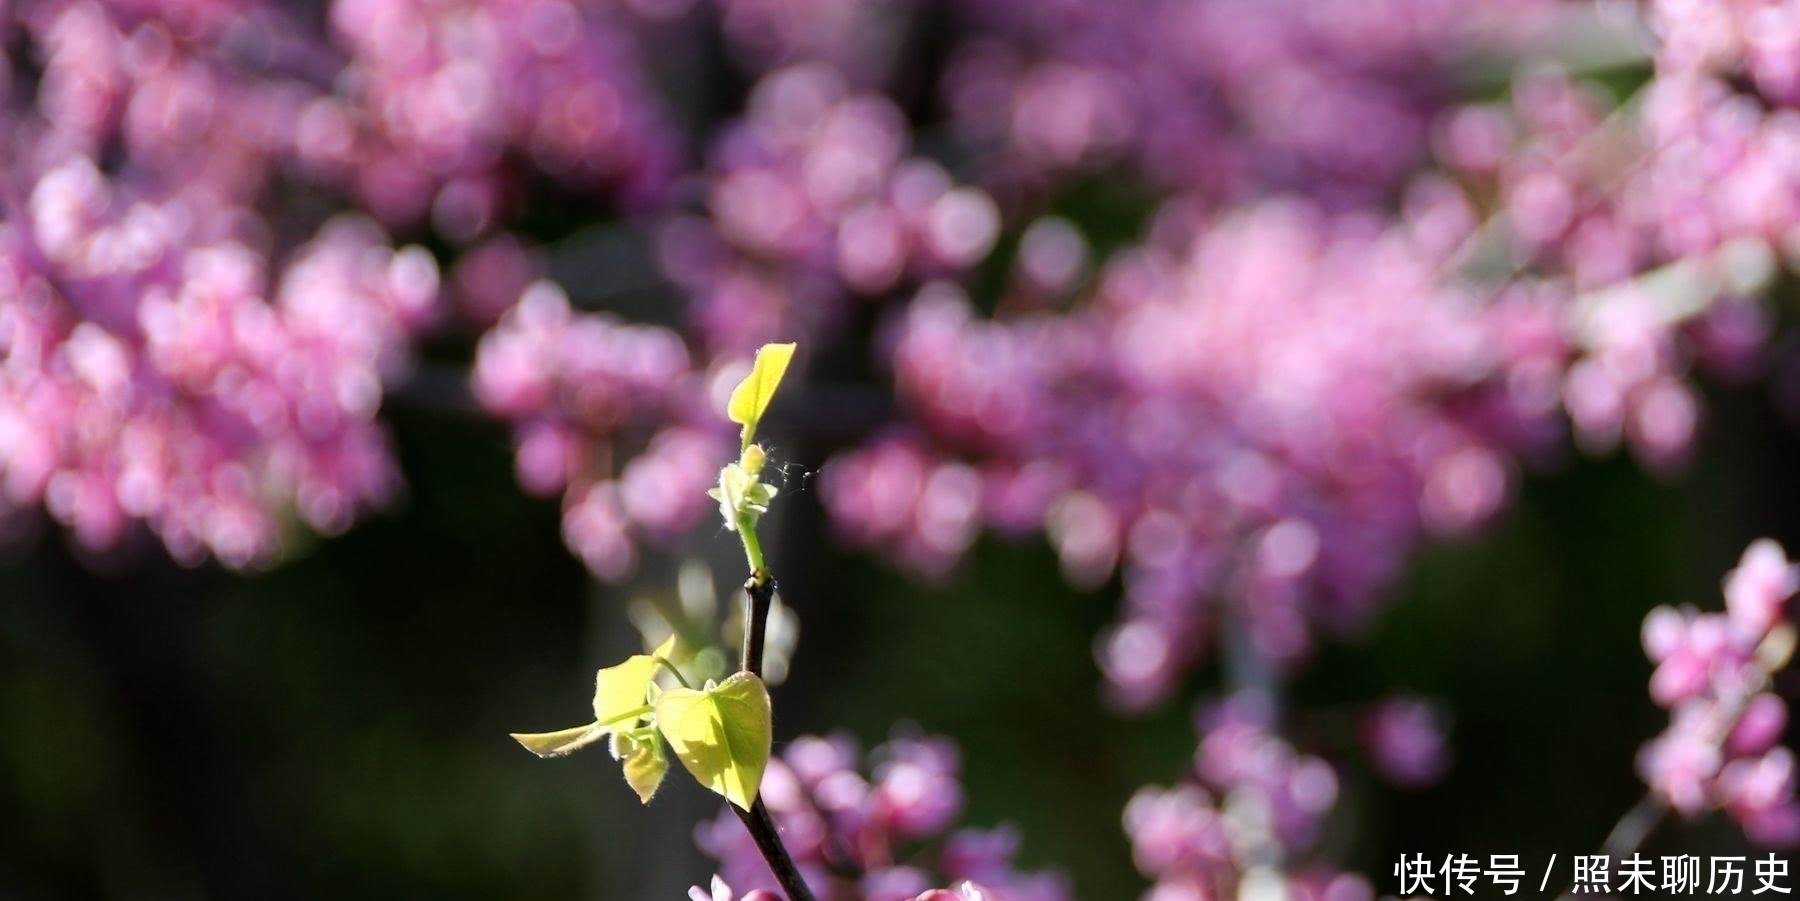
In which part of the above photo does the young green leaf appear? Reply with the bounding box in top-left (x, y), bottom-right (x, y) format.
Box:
top-left (593, 639), bottom-right (673, 725)
top-left (741, 443), bottom-right (768, 476)
top-left (621, 734), bottom-right (670, 804)
top-left (510, 723), bottom-right (609, 758)
top-left (745, 481), bottom-right (777, 515)
top-left (711, 463), bottom-right (751, 532)
top-left (727, 342), bottom-right (796, 449)
top-left (645, 633), bottom-right (693, 688)
top-left (710, 463), bottom-right (782, 533)
top-left (513, 637), bottom-right (682, 762)
top-left (654, 672), bottom-right (773, 810)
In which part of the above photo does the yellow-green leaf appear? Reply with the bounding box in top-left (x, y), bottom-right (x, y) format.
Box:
top-left (515, 640), bottom-right (677, 761)
top-left (654, 672), bottom-right (772, 810)
top-left (727, 343), bottom-right (796, 448)
top-left (715, 463), bottom-right (750, 530)
top-left (741, 443), bottom-right (768, 476)
top-left (650, 633), bottom-right (680, 665)
top-left (593, 654), bottom-right (659, 726)
top-left (623, 737), bottom-right (670, 804)
top-left (510, 724), bottom-right (608, 758)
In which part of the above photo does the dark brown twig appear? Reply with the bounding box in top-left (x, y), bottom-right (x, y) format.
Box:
top-left (731, 575), bottom-right (816, 901)
top-left (741, 577), bottom-right (776, 677)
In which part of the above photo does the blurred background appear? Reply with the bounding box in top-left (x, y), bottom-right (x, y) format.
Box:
top-left (1, 1), bottom-right (1799, 900)
top-left (7, 377), bottom-right (1800, 901)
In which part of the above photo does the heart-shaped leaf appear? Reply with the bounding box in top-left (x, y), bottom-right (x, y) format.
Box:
top-left (654, 672), bottom-right (772, 810)
top-left (727, 343), bottom-right (796, 449)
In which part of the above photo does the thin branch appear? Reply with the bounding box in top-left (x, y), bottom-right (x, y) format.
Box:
top-left (732, 574), bottom-right (816, 901)
top-left (1222, 611), bottom-right (1289, 877)
top-left (1554, 628), bottom-right (1790, 900)
top-left (735, 801), bottom-right (816, 901)
top-left (1550, 792), bottom-right (1669, 901)
top-left (742, 577), bottom-right (776, 678)
top-left (1600, 792), bottom-right (1669, 862)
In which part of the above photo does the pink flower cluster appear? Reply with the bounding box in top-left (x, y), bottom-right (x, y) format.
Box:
top-left (693, 733), bottom-right (1070, 901)
top-left (24, 0), bottom-right (314, 207)
top-left (307, 0), bottom-right (677, 238)
top-left (709, 0), bottom-right (921, 85)
top-left (1649, 0), bottom-right (1800, 100)
top-left (815, 3), bottom-right (1800, 718)
top-left (471, 281), bottom-right (730, 581)
top-left (1638, 539), bottom-right (1800, 847)
top-left (27, 0), bottom-right (676, 237)
top-left (1432, 69), bottom-right (1779, 474)
top-left (660, 63), bottom-right (1000, 355)
top-left (1124, 694), bottom-right (1370, 901)
top-left (942, 0), bottom-right (1558, 204)
top-left (0, 0), bottom-right (695, 569)
top-left (690, 875), bottom-right (1006, 901)
top-left (1358, 696), bottom-right (1451, 790)
top-left (0, 156), bottom-right (438, 566)
top-left (825, 201), bottom-right (1558, 707)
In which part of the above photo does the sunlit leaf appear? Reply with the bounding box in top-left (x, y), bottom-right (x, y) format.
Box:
top-left (745, 481), bottom-right (777, 514)
top-left (650, 633), bottom-right (680, 666)
top-left (714, 463), bottom-right (750, 530)
top-left (741, 444), bottom-right (768, 476)
top-left (654, 672), bottom-right (772, 810)
top-left (622, 734), bottom-right (670, 804)
top-left (727, 343), bottom-right (796, 447)
top-left (510, 723), bottom-right (608, 758)
top-left (593, 653), bottom-right (659, 726)
top-left (516, 638), bottom-right (681, 761)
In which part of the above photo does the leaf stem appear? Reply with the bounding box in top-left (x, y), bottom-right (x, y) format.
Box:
top-left (651, 656), bottom-right (692, 689)
top-left (738, 518), bottom-right (767, 583)
top-left (598, 704), bottom-right (655, 728)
